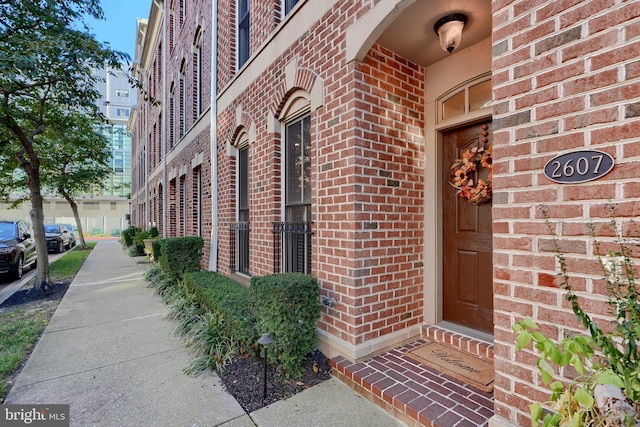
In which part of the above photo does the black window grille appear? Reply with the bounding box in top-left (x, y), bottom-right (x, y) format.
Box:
top-left (272, 221), bottom-right (312, 274)
top-left (230, 222), bottom-right (250, 275)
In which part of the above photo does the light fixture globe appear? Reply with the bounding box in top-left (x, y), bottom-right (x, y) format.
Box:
top-left (434, 13), bottom-right (468, 54)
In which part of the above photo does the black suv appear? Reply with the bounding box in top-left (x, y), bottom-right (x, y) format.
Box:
top-left (45, 224), bottom-right (71, 253)
top-left (0, 220), bottom-right (37, 279)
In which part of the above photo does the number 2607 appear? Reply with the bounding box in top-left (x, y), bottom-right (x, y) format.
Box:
top-left (543, 150), bottom-right (614, 184)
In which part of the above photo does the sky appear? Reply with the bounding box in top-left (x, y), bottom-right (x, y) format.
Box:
top-left (84, 0), bottom-right (152, 60)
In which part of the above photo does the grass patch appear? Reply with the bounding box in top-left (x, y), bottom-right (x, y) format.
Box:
top-left (49, 242), bottom-right (96, 282)
top-left (0, 309), bottom-right (50, 398)
top-left (0, 241), bottom-right (96, 401)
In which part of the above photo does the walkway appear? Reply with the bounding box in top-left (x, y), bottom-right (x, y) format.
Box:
top-left (5, 240), bottom-right (404, 427)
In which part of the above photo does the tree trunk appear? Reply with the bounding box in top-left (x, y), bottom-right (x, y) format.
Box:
top-left (67, 197), bottom-right (87, 249)
top-left (28, 174), bottom-right (51, 290)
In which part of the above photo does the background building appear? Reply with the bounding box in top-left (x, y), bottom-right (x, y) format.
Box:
top-left (94, 65), bottom-right (136, 198)
top-left (0, 65), bottom-right (135, 236)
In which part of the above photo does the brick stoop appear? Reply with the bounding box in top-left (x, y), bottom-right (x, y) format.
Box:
top-left (330, 339), bottom-right (494, 427)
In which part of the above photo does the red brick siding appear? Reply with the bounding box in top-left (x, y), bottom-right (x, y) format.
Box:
top-left (492, 0), bottom-right (640, 423)
top-left (216, 0), bottom-right (424, 347)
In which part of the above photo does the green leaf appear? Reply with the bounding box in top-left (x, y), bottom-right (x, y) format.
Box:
top-left (529, 403), bottom-right (543, 425)
top-left (570, 411), bottom-right (582, 427)
top-left (571, 354), bottom-right (585, 375)
top-left (532, 331), bottom-right (547, 342)
top-left (574, 387), bottom-right (594, 408)
top-left (596, 371), bottom-right (625, 388)
top-left (516, 331), bottom-right (532, 351)
top-left (538, 359), bottom-right (554, 384)
top-left (550, 381), bottom-right (564, 393)
top-left (522, 318), bottom-right (538, 330)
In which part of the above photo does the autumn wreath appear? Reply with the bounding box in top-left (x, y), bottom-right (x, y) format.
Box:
top-left (450, 144), bottom-right (492, 204)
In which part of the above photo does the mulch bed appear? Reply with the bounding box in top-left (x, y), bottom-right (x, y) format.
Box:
top-left (218, 349), bottom-right (332, 413)
top-left (0, 282), bottom-right (70, 310)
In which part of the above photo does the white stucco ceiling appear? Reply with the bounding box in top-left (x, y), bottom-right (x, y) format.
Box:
top-left (376, 0), bottom-right (492, 67)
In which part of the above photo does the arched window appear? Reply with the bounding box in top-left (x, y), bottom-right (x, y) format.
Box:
top-left (277, 90), bottom-right (312, 274)
top-left (231, 131), bottom-right (250, 275)
top-left (193, 28), bottom-right (203, 119)
top-left (179, 59), bottom-right (186, 137)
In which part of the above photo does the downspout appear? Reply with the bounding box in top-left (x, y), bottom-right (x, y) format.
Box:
top-left (208, 0), bottom-right (218, 271)
top-left (158, 0), bottom-right (168, 238)
top-left (144, 69), bottom-right (149, 229)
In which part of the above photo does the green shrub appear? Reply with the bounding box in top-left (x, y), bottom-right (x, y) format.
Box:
top-left (183, 271), bottom-right (258, 355)
top-left (251, 273), bottom-right (321, 378)
top-left (133, 230), bottom-right (150, 256)
top-left (183, 312), bottom-right (238, 376)
top-left (121, 226), bottom-right (140, 247)
top-left (151, 240), bottom-right (162, 262)
top-left (158, 236), bottom-right (204, 280)
top-left (149, 226), bottom-right (159, 238)
top-left (144, 264), bottom-right (178, 298)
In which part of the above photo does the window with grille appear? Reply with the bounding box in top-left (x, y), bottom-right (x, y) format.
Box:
top-left (277, 113), bottom-right (312, 274)
top-left (231, 143), bottom-right (250, 275)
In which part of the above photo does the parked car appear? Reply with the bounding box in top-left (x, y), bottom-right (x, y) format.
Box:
top-left (45, 224), bottom-right (71, 253)
top-left (57, 223), bottom-right (77, 248)
top-left (0, 220), bottom-right (37, 280)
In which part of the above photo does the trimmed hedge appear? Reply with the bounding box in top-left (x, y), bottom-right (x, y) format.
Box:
top-left (158, 236), bottom-right (204, 279)
top-left (251, 273), bottom-right (321, 377)
top-left (121, 226), bottom-right (140, 247)
top-left (151, 240), bottom-right (162, 262)
top-left (183, 271), bottom-right (259, 355)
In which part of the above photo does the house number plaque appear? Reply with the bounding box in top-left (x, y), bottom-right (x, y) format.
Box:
top-left (543, 150), bottom-right (614, 184)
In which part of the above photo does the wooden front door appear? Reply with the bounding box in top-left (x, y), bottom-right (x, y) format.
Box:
top-left (442, 122), bottom-right (493, 333)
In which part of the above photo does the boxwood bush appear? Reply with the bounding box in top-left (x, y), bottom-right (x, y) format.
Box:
top-left (158, 236), bottom-right (204, 280)
top-left (121, 226), bottom-right (140, 247)
top-left (183, 271), bottom-right (258, 355)
top-left (250, 273), bottom-right (321, 378)
top-left (151, 239), bottom-right (162, 262)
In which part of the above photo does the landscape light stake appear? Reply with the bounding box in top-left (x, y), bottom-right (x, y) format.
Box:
top-left (258, 332), bottom-right (273, 402)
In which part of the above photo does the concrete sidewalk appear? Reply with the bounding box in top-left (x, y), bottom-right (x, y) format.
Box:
top-left (6, 240), bottom-right (405, 427)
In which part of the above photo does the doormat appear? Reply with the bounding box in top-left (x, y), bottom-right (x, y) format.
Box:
top-left (406, 342), bottom-right (494, 392)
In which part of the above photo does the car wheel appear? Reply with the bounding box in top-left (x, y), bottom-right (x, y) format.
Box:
top-left (11, 255), bottom-right (23, 280)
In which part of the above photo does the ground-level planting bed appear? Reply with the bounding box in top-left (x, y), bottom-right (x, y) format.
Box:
top-left (218, 349), bottom-right (332, 413)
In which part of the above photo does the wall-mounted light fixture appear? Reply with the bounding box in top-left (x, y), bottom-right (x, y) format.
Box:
top-left (434, 13), bottom-right (468, 54)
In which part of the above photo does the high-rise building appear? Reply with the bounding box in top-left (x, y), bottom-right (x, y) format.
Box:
top-left (93, 65), bottom-right (136, 197)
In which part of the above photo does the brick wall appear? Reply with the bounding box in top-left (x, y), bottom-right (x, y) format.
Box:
top-left (216, 0), bottom-right (424, 348)
top-left (132, 0), bottom-right (212, 265)
top-left (491, 1), bottom-right (640, 424)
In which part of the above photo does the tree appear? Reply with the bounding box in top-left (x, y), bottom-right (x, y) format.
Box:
top-left (0, 0), bottom-right (127, 289)
top-left (43, 111), bottom-right (114, 249)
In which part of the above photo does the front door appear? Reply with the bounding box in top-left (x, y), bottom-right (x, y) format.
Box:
top-left (442, 122), bottom-right (493, 333)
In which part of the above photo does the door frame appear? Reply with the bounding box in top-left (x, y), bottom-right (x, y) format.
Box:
top-left (422, 41), bottom-right (492, 333)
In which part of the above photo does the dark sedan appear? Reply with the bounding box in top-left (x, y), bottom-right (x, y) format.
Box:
top-left (0, 220), bottom-right (37, 279)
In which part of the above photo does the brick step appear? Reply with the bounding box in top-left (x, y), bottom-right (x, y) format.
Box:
top-left (330, 340), bottom-right (494, 427)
